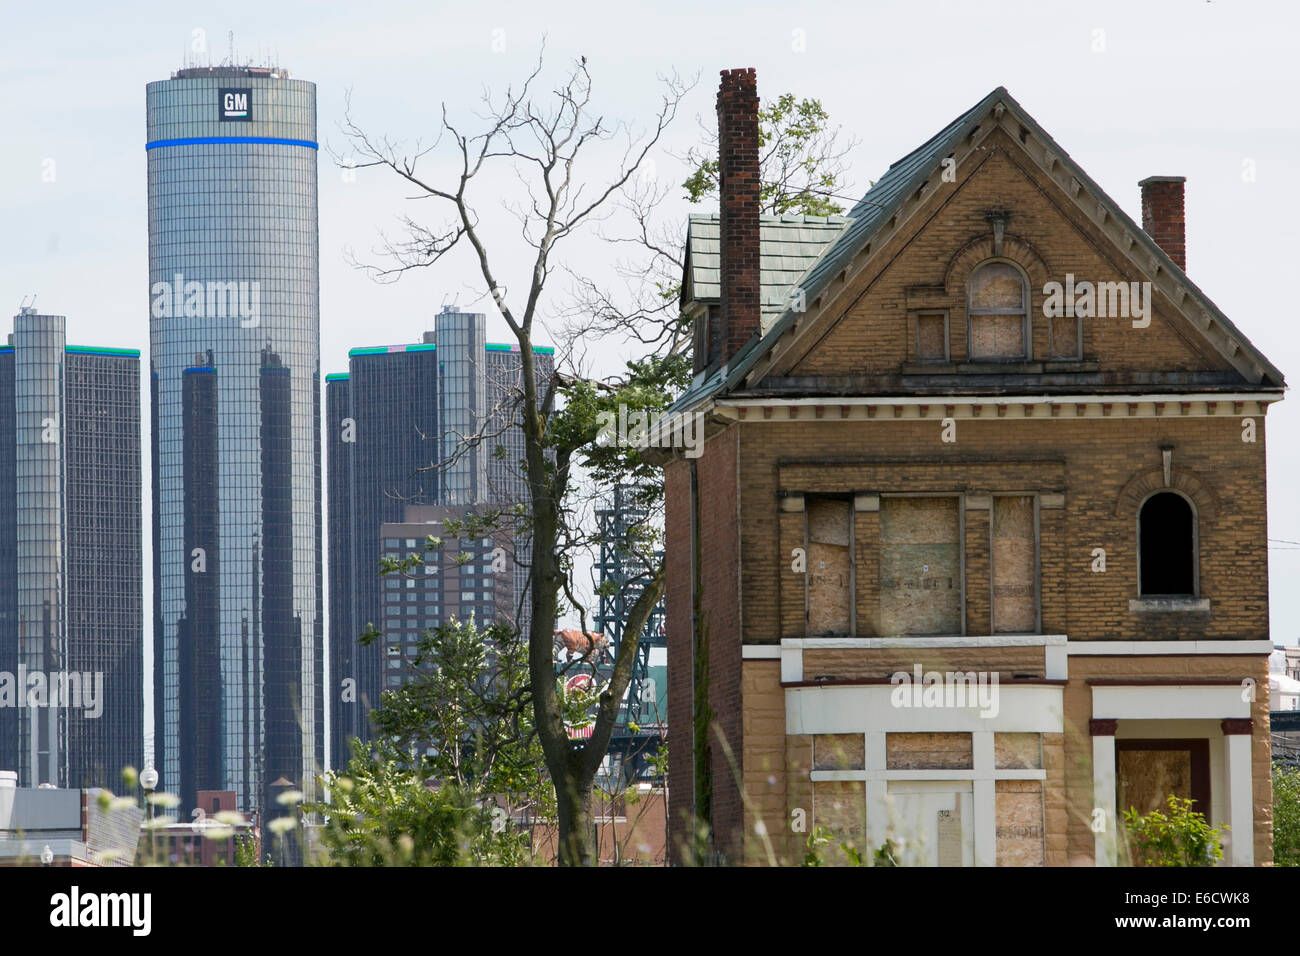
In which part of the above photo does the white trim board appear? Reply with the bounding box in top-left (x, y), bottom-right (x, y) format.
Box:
top-left (784, 635), bottom-right (1067, 649)
top-left (786, 684), bottom-right (1063, 734)
top-left (1066, 640), bottom-right (1272, 656)
top-left (1091, 684), bottom-right (1251, 720)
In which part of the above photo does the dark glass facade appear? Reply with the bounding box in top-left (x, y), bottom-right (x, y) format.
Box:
top-left (325, 308), bottom-right (553, 765)
top-left (148, 66), bottom-right (322, 815)
top-left (0, 311), bottom-right (143, 789)
top-left (378, 507), bottom-right (515, 693)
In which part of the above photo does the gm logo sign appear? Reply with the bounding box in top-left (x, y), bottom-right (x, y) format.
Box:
top-left (219, 88), bottom-right (252, 122)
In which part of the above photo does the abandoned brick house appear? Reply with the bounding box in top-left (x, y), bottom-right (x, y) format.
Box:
top-left (654, 69), bottom-right (1283, 865)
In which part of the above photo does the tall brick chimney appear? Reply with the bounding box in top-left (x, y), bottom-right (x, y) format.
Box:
top-left (717, 67), bottom-right (761, 364)
top-left (1139, 176), bottom-right (1186, 271)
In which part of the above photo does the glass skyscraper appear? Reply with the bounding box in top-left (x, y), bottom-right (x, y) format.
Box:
top-left (325, 308), bottom-right (552, 765)
top-left (147, 65), bottom-right (322, 817)
top-left (0, 309), bottom-right (143, 790)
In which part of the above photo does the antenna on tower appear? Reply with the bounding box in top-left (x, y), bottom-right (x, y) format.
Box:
top-left (227, 30), bottom-right (235, 66)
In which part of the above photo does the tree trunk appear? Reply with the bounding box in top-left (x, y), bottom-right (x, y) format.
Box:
top-left (555, 767), bottom-right (595, 866)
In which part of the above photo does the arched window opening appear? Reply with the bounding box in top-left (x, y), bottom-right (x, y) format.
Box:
top-left (968, 262), bottom-right (1028, 360)
top-left (1139, 492), bottom-right (1196, 596)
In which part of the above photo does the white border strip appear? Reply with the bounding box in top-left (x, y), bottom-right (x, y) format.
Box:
top-left (717, 392), bottom-right (1280, 409)
top-left (1066, 640), bottom-right (1273, 656)
top-left (784, 635), bottom-right (1067, 649)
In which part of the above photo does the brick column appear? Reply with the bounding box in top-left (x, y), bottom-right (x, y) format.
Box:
top-left (778, 495), bottom-right (805, 639)
top-left (964, 494), bottom-right (991, 635)
top-left (716, 67), bottom-right (761, 363)
top-left (854, 494), bottom-right (880, 636)
top-left (1139, 176), bottom-right (1186, 271)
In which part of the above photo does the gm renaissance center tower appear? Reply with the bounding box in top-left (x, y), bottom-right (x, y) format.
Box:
top-left (147, 65), bottom-right (322, 818)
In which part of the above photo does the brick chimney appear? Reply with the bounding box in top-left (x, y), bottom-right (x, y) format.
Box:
top-left (717, 67), bottom-right (761, 364)
top-left (1139, 176), bottom-right (1186, 271)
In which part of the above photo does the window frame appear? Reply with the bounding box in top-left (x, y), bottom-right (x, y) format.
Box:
top-left (1136, 489), bottom-right (1200, 598)
top-left (966, 259), bottom-right (1032, 362)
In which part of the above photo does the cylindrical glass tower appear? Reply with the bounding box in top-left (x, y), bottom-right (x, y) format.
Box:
top-left (147, 65), bottom-right (322, 816)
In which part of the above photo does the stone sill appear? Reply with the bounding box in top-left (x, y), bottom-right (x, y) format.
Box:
top-left (900, 360), bottom-right (1100, 375)
top-left (1128, 597), bottom-right (1211, 613)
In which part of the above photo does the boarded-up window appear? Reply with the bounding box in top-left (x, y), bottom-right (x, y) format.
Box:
top-left (994, 732), bottom-right (1042, 770)
top-left (1050, 314), bottom-right (1081, 359)
top-left (813, 781), bottom-right (866, 860)
top-left (996, 780), bottom-right (1045, 866)
top-left (807, 497), bottom-right (851, 635)
top-left (992, 495), bottom-right (1036, 633)
top-left (968, 262), bottom-right (1026, 359)
top-left (1116, 739), bottom-right (1209, 818)
top-left (879, 497), bottom-right (961, 635)
top-left (916, 312), bottom-right (948, 361)
top-left (886, 732), bottom-right (973, 769)
top-left (814, 733), bottom-right (865, 771)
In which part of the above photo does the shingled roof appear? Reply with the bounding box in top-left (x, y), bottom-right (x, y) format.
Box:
top-left (681, 212), bottom-right (850, 333)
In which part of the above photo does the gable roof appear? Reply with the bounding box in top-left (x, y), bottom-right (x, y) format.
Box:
top-left (671, 86), bottom-right (1284, 413)
top-left (681, 212), bottom-right (850, 332)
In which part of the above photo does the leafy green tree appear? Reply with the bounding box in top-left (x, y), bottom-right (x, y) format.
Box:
top-left (1122, 794), bottom-right (1226, 866)
top-left (312, 595), bottom-right (558, 864)
top-left (235, 834), bottom-right (268, 867)
top-left (1273, 762), bottom-right (1300, 866)
top-left (681, 93), bottom-right (855, 216)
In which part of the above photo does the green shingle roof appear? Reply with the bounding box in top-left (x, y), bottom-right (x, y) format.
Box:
top-left (682, 213), bottom-right (850, 332)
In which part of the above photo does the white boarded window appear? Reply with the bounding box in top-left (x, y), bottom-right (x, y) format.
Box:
top-left (879, 496), bottom-right (962, 635)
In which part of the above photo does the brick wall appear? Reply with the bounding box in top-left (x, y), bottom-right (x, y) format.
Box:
top-left (1140, 176), bottom-right (1187, 271)
top-left (663, 458), bottom-right (694, 859)
top-left (698, 428), bottom-right (744, 861)
top-left (779, 131), bottom-right (1227, 379)
top-left (716, 67), bottom-right (761, 363)
top-left (737, 416), bottom-right (1268, 646)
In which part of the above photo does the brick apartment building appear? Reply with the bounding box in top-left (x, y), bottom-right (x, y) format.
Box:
top-left (655, 70), bottom-right (1283, 865)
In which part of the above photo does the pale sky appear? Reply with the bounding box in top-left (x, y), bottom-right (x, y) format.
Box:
top-left (3, 0), bottom-right (1298, 749)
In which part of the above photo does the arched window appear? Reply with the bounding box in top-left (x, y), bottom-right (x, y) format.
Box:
top-left (1139, 492), bottom-right (1196, 596)
top-left (967, 261), bottom-right (1029, 360)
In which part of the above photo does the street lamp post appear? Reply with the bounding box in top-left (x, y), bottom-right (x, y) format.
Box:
top-left (140, 767), bottom-right (158, 865)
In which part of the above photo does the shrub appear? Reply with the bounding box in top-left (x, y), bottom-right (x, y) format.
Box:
top-left (1122, 794), bottom-right (1225, 866)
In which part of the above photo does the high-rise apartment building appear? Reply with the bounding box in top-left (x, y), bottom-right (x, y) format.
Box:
top-left (0, 309), bottom-right (142, 790)
top-left (147, 65), bottom-right (322, 817)
top-left (326, 308), bottom-right (552, 765)
top-left (377, 506), bottom-right (517, 694)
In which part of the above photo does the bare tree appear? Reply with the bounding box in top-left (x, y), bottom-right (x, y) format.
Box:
top-left (340, 50), bottom-right (687, 865)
